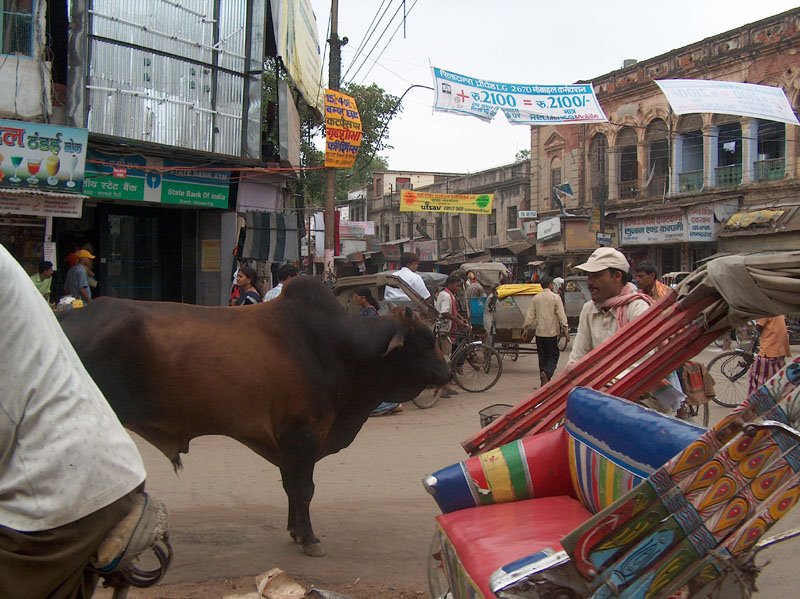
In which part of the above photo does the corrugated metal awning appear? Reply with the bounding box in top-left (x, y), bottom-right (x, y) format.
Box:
top-left (718, 205), bottom-right (800, 237)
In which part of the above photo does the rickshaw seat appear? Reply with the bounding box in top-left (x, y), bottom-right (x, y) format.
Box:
top-left (424, 387), bottom-right (705, 598)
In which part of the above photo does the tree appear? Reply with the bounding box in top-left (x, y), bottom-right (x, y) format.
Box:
top-left (515, 149), bottom-right (531, 162)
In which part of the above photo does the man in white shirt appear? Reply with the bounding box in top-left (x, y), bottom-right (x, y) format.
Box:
top-left (567, 247), bottom-right (652, 367)
top-left (435, 275), bottom-right (470, 398)
top-left (384, 252), bottom-right (431, 303)
top-left (263, 263), bottom-right (299, 301)
top-left (523, 275), bottom-right (569, 386)
top-left (0, 243), bottom-right (147, 598)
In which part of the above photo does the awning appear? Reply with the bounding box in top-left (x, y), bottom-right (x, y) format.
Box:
top-left (0, 187), bottom-right (88, 219)
top-left (488, 237), bottom-right (536, 255)
top-left (718, 205), bottom-right (800, 237)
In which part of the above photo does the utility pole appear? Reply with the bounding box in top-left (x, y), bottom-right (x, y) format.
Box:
top-left (324, 0), bottom-right (343, 283)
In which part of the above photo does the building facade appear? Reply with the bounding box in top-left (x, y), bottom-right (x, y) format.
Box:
top-left (530, 8), bottom-right (800, 277)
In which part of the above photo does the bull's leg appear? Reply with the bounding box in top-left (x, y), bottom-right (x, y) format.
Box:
top-left (279, 435), bottom-right (324, 557)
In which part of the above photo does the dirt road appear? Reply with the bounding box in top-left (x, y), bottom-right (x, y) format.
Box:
top-left (103, 347), bottom-right (799, 598)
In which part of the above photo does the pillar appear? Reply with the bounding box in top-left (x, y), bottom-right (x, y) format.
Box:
top-left (702, 125), bottom-right (718, 188)
top-left (741, 117), bottom-right (758, 183)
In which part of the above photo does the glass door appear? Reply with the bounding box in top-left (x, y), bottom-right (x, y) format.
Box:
top-left (103, 213), bottom-right (161, 300)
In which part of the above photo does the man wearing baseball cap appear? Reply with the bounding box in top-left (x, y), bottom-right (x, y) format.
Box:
top-left (64, 248), bottom-right (96, 304)
top-left (567, 247), bottom-right (652, 366)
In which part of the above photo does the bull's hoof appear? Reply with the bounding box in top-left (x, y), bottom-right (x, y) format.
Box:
top-left (289, 531), bottom-right (302, 544)
top-left (303, 542), bottom-right (325, 557)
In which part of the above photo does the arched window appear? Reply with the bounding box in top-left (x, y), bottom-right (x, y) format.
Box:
top-left (617, 127), bottom-right (638, 199)
top-left (676, 114), bottom-right (703, 192)
top-left (645, 119), bottom-right (669, 197)
top-left (589, 134), bottom-right (608, 206)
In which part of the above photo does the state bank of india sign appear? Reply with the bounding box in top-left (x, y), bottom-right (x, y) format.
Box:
top-left (621, 205), bottom-right (716, 245)
top-left (400, 189), bottom-right (493, 214)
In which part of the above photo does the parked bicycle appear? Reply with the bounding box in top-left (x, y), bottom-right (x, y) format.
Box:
top-left (412, 320), bottom-right (503, 409)
top-left (705, 322), bottom-right (761, 408)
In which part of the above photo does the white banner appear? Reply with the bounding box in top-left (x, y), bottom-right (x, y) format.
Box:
top-left (686, 204), bottom-right (717, 241)
top-left (537, 216), bottom-right (561, 241)
top-left (655, 80), bottom-right (800, 126)
top-left (432, 67), bottom-right (607, 125)
top-left (621, 212), bottom-right (685, 245)
top-left (0, 193), bottom-right (82, 218)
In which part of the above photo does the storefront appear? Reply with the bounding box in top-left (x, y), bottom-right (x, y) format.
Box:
top-left (535, 217), bottom-right (618, 276)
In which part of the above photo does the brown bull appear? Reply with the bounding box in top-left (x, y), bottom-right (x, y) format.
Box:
top-left (59, 276), bottom-right (449, 556)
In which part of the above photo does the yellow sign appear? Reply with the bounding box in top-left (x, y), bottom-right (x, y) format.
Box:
top-left (324, 89), bottom-right (362, 168)
top-left (400, 189), bottom-right (494, 214)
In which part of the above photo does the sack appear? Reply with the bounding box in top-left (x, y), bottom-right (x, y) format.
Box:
top-left (681, 361), bottom-right (715, 405)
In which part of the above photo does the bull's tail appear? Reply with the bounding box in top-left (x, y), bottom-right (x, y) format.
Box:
top-left (170, 455), bottom-right (183, 474)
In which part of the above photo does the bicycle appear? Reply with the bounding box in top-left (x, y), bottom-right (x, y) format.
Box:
top-left (412, 321), bottom-right (503, 409)
top-left (705, 323), bottom-right (761, 408)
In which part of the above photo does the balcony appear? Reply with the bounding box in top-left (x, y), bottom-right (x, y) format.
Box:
top-left (754, 157), bottom-right (785, 182)
top-left (678, 170), bottom-right (703, 193)
top-left (619, 180), bottom-right (638, 200)
top-left (646, 175), bottom-right (668, 197)
top-left (715, 164), bottom-right (742, 187)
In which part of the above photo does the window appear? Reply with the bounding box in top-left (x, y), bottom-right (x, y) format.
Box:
top-left (617, 127), bottom-right (638, 199)
top-left (383, 224), bottom-right (389, 240)
top-left (435, 216), bottom-right (443, 239)
top-left (2, 0), bottom-right (34, 56)
top-left (488, 209), bottom-right (497, 236)
top-left (395, 177), bottom-right (411, 190)
top-left (451, 215), bottom-right (461, 237)
top-left (468, 214), bottom-right (477, 238)
top-left (374, 176), bottom-right (383, 196)
top-left (550, 159), bottom-right (562, 210)
top-left (418, 218), bottom-right (427, 238)
top-left (507, 205), bottom-right (517, 229)
top-left (394, 222), bottom-right (401, 239)
top-left (406, 221), bottom-right (414, 238)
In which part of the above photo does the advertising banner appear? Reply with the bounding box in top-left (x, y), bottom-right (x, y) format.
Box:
top-left (0, 193), bottom-right (83, 218)
top-left (83, 150), bottom-right (230, 208)
top-left (339, 220), bottom-right (375, 239)
top-left (324, 89), bottom-right (362, 168)
top-left (399, 189), bottom-right (493, 214)
top-left (537, 217), bottom-right (561, 241)
top-left (655, 80), bottom-right (800, 126)
top-left (0, 119), bottom-right (88, 193)
top-left (432, 67), bottom-right (607, 125)
top-left (621, 211), bottom-right (686, 245)
top-left (272, 0), bottom-right (323, 111)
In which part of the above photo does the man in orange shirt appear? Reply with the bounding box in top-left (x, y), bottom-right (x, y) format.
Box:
top-left (632, 260), bottom-right (671, 300)
top-left (748, 315), bottom-right (792, 395)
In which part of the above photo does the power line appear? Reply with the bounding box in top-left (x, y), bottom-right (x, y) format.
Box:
top-left (341, 0), bottom-right (391, 81)
top-left (345, 1), bottom-right (406, 85)
top-left (356, 0), bottom-right (420, 85)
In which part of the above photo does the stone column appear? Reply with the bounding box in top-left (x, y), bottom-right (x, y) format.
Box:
top-left (786, 121), bottom-right (797, 179)
top-left (702, 125), bottom-right (718, 188)
top-left (672, 135), bottom-right (683, 194)
top-left (637, 141), bottom-right (648, 195)
top-left (741, 118), bottom-right (758, 183)
top-left (608, 148), bottom-right (619, 202)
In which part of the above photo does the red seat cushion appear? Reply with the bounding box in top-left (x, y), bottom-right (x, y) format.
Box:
top-left (436, 496), bottom-right (592, 598)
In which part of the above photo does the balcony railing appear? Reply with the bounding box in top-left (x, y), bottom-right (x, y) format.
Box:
top-left (754, 157), bottom-right (785, 181)
top-left (715, 164), bottom-right (742, 187)
top-left (619, 180), bottom-right (638, 200)
top-left (678, 170), bottom-right (703, 192)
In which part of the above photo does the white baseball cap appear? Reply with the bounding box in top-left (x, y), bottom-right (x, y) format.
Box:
top-left (574, 247), bottom-right (630, 273)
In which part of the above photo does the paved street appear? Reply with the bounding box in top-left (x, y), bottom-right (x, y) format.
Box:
top-left (103, 344), bottom-right (799, 598)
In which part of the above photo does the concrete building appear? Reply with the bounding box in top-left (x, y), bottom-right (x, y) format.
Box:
top-left (530, 8), bottom-right (800, 277)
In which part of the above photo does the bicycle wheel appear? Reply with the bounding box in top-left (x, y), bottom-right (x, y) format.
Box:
top-left (682, 402), bottom-right (709, 427)
top-left (412, 387), bottom-right (442, 409)
top-left (706, 350), bottom-right (752, 408)
top-left (452, 342), bottom-right (503, 393)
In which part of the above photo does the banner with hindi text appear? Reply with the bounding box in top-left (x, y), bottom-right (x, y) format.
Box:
top-left (400, 189), bottom-right (493, 214)
top-left (324, 89), bottom-right (362, 168)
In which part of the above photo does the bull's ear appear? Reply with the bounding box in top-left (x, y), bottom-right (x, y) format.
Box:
top-left (401, 306), bottom-right (414, 323)
top-left (382, 332), bottom-right (405, 356)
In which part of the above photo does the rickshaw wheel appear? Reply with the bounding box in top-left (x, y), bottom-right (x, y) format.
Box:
top-left (427, 528), bottom-right (450, 599)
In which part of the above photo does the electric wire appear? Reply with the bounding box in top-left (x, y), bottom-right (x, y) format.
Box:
top-left (356, 0), bottom-right (420, 85)
top-left (341, 0), bottom-right (391, 82)
top-left (345, 1), bottom-right (406, 85)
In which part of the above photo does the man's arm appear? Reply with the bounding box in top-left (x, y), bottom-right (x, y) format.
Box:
top-left (556, 296), bottom-right (569, 334)
top-left (522, 295), bottom-right (538, 335)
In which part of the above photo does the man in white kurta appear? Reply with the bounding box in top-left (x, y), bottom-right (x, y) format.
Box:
top-left (384, 252), bottom-right (431, 303)
top-left (0, 243), bottom-right (146, 598)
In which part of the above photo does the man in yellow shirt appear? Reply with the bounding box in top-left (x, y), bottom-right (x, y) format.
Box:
top-left (748, 315), bottom-right (792, 395)
top-left (523, 275), bottom-right (569, 387)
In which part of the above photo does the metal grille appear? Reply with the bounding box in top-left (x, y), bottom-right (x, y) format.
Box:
top-left (2, 3), bottom-right (33, 56)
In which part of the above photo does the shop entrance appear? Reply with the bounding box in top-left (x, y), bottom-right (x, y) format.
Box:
top-left (98, 206), bottom-right (183, 301)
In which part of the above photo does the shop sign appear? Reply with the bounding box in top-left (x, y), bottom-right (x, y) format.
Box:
top-left (0, 119), bottom-right (88, 193)
top-left (537, 217), bottom-right (561, 241)
top-left (536, 237), bottom-right (565, 256)
top-left (596, 232), bottom-right (612, 246)
top-left (400, 189), bottom-right (493, 214)
top-left (83, 150), bottom-right (230, 208)
top-left (686, 204), bottom-right (716, 241)
top-left (0, 193), bottom-right (83, 218)
top-left (621, 211), bottom-right (685, 245)
top-left (339, 220), bottom-right (375, 239)
top-left (496, 256), bottom-right (517, 264)
top-left (518, 210), bottom-right (538, 219)
top-left (564, 220), bottom-right (603, 250)
top-left (409, 239), bottom-right (438, 262)
top-left (523, 221), bottom-right (537, 237)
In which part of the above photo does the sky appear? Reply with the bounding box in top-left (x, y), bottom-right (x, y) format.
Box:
top-left (308, 0), bottom-right (798, 174)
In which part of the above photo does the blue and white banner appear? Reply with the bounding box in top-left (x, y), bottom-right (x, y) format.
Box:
top-left (431, 67), bottom-right (607, 125)
top-left (655, 80), bottom-right (800, 126)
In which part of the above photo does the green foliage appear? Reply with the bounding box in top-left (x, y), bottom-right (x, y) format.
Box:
top-left (515, 148), bottom-right (531, 162)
